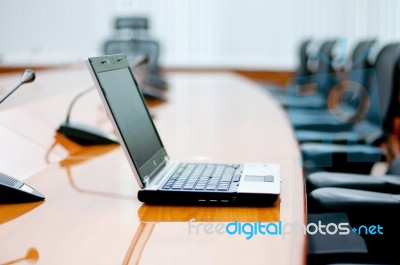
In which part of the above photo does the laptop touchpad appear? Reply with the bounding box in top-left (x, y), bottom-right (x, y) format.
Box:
top-left (244, 175), bottom-right (274, 182)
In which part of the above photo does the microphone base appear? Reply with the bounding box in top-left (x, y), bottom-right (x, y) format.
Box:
top-left (57, 121), bottom-right (119, 146)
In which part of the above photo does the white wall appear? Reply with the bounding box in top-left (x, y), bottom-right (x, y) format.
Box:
top-left (0, 0), bottom-right (115, 65)
top-left (1, 0), bottom-right (400, 69)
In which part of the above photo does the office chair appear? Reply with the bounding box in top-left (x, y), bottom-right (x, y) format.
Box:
top-left (103, 39), bottom-right (168, 96)
top-left (297, 39), bottom-right (314, 78)
top-left (307, 212), bottom-right (370, 265)
top-left (306, 153), bottom-right (400, 191)
top-left (307, 209), bottom-right (400, 265)
top-left (111, 17), bottom-right (167, 85)
top-left (264, 39), bottom-right (312, 95)
top-left (295, 42), bottom-right (398, 145)
top-left (278, 40), bottom-right (337, 110)
top-left (104, 38), bottom-right (160, 74)
top-left (114, 17), bottom-right (149, 38)
top-left (292, 43), bottom-right (399, 135)
top-left (307, 157), bottom-right (400, 265)
top-left (288, 40), bottom-right (376, 131)
top-left (300, 43), bottom-right (400, 174)
top-left (306, 154), bottom-right (400, 264)
top-left (308, 186), bottom-right (400, 262)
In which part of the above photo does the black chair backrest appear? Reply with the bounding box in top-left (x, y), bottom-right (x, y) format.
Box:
top-left (365, 43), bottom-right (400, 131)
top-left (103, 39), bottom-right (160, 71)
top-left (296, 39), bottom-right (312, 77)
top-left (348, 40), bottom-right (376, 90)
top-left (312, 40), bottom-right (337, 96)
top-left (343, 40), bottom-right (377, 112)
top-left (115, 17), bottom-right (149, 31)
top-left (315, 40), bottom-right (337, 75)
top-left (351, 40), bottom-right (376, 71)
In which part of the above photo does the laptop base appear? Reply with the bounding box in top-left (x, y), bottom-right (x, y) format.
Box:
top-left (138, 190), bottom-right (279, 206)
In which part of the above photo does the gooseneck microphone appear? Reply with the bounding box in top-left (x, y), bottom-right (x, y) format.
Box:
top-left (57, 86), bottom-right (119, 145)
top-left (0, 69), bottom-right (35, 104)
top-left (0, 69), bottom-right (45, 204)
top-left (65, 86), bottom-right (94, 124)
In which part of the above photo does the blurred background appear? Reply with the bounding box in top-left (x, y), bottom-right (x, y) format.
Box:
top-left (1, 0), bottom-right (399, 70)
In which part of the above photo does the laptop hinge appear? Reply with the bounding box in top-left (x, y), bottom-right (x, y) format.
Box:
top-left (142, 158), bottom-right (168, 186)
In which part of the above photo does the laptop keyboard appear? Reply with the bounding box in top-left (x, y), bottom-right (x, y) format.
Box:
top-left (162, 163), bottom-right (241, 191)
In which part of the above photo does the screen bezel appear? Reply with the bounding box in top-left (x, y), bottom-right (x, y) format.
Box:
top-left (86, 54), bottom-right (168, 188)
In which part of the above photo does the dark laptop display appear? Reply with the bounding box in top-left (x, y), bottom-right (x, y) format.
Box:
top-left (97, 67), bottom-right (167, 181)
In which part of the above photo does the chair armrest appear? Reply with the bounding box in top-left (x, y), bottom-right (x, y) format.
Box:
top-left (308, 187), bottom-right (400, 213)
top-left (364, 130), bottom-right (387, 145)
top-left (281, 95), bottom-right (326, 109)
top-left (306, 172), bottom-right (397, 193)
top-left (292, 119), bottom-right (352, 132)
top-left (307, 172), bottom-right (400, 193)
top-left (295, 131), bottom-right (364, 144)
top-left (301, 143), bottom-right (385, 174)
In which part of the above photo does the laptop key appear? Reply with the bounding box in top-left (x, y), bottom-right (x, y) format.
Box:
top-left (219, 181), bottom-right (231, 185)
top-left (186, 180), bottom-right (196, 184)
top-left (170, 175), bottom-right (179, 180)
top-left (232, 175), bottom-right (241, 182)
top-left (174, 181), bottom-right (185, 185)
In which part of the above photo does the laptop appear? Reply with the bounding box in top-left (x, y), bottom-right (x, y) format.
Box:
top-left (86, 54), bottom-right (280, 206)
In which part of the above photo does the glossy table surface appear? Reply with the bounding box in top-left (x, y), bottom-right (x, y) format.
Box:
top-left (0, 66), bottom-right (306, 265)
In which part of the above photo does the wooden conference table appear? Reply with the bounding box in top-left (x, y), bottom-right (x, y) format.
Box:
top-left (0, 66), bottom-right (306, 265)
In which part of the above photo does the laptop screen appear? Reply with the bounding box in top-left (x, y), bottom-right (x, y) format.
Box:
top-left (95, 63), bottom-right (167, 182)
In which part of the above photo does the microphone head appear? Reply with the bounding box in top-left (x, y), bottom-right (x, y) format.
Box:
top-left (20, 69), bottom-right (35, 84)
